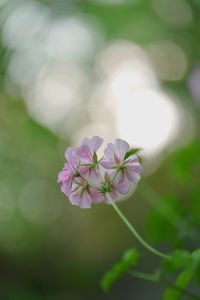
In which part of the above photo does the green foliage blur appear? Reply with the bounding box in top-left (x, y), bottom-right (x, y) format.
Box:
top-left (0, 0), bottom-right (200, 299)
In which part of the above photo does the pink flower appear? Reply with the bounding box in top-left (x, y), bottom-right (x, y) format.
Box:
top-left (58, 136), bottom-right (143, 208)
top-left (97, 170), bottom-right (130, 203)
top-left (58, 147), bottom-right (79, 196)
top-left (101, 139), bottom-right (143, 189)
top-left (99, 189), bottom-right (118, 203)
top-left (69, 177), bottom-right (100, 208)
top-left (76, 136), bottom-right (103, 179)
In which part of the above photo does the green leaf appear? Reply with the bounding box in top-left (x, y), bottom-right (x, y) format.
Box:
top-left (169, 142), bottom-right (200, 184)
top-left (165, 250), bottom-right (192, 273)
top-left (191, 248), bottom-right (200, 270)
top-left (191, 187), bottom-right (200, 222)
top-left (165, 248), bottom-right (200, 290)
top-left (163, 271), bottom-right (194, 300)
top-left (190, 248), bottom-right (200, 286)
top-left (101, 248), bottom-right (140, 292)
top-left (146, 195), bottom-right (182, 243)
top-left (124, 148), bottom-right (141, 160)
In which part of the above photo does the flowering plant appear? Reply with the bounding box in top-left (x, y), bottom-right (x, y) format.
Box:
top-left (58, 136), bottom-right (143, 208)
top-left (58, 137), bottom-right (200, 299)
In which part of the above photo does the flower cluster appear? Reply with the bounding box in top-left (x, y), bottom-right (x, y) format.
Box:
top-left (58, 136), bottom-right (143, 208)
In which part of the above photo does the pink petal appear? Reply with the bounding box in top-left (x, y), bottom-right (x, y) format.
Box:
top-left (112, 171), bottom-right (124, 184)
top-left (61, 178), bottom-right (73, 195)
top-left (76, 145), bottom-right (92, 162)
top-left (80, 192), bottom-right (92, 208)
top-left (65, 147), bottom-right (73, 161)
top-left (65, 147), bottom-right (78, 172)
top-left (126, 165), bottom-right (143, 174)
top-left (81, 136), bottom-right (103, 154)
top-left (81, 137), bottom-right (91, 149)
top-left (125, 170), bottom-right (141, 183)
top-left (79, 165), bottom-right (90, 175)
top-left (100, 160), bottom-right (116, 169)
top-left (58, 170), bottom-right (70, 182)
top-left (88, 168), bottom-right (102, 184)
top-left (128, 154), bottom-right (139, 163)
top-left (98, 165), bottom-right (114, 180)
top-left (104, 190), bottom-right (119, 203)
top-left (91, 136), bottom-right (103, 153)
top-left (116, 180), bottom-right (130, 194)
top-left (70, 192), bottom-right (81, 207)
top-left (110, 190), bottom-right (118, 200)
top-left (90, 189), bottom-right (101, 203)
top-left (115, 139), bottom-right (129, 157)
top-left (104, 143), bottom-right (117, 159)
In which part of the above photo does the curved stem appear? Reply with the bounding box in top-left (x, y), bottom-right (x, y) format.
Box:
top-left (106, 192), bottom-right (170, 260)
top-left (129, 270), bottom-right (158, 282)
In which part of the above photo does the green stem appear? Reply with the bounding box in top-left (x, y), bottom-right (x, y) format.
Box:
top-left (109, 168), bottom-right (120, 188)
top-left (129, 270), bottom-right (158, 282)
top-left (106, 192), bottom-right (170, 260)
top-left (161, 278), bottom-right (200, 299)
top-left (129, 270), bottom-right (199, 299)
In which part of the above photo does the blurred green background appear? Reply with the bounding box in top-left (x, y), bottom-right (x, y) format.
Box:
top-left (0, 0), bottom-right (200, 299)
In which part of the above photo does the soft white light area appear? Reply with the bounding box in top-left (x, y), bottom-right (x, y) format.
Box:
top-left (2, 1), bottom-right (49, 49)
top-left (2, 2), bottom-right (103, 88)
top-left (114, 88), bottom-right (180, 155)
top-left (146, 40), bottom-right (188, 81)
top-left (97, 41), bottom-right (157, 83)
top-left (24, 64), bottom-right (89, 132)
top-left (7, 46), bottom-right (47, 85)
top-left (72, 122), bottom-right (114, 157)
top-left (45, 17), bottom-right (102, 63)
top-left (152, 0), bottom-right (193, 28)
top-left (73, 39), bottom-right (194, 172)
top-left (109, 61), bottom-right (159, 97)
top-left (88, 81), bottom-right (116, 125)
top-left (81, 40), bottom-right (184, 158)
top-left (2, 3), bottom-right (104, 136)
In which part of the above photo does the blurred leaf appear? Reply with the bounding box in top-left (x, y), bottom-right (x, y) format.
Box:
top-left (163, 271), bottom-right (194, 300)
top-left (191, 248), bottom-right (200, 287)
top-left (146, 212), bottom-right (175, 242)
top-left (101, 248), bottom-right (140, 292)
top-left (169, 142), bottom-right (200, 184)
top-left (146, 195), bottom-right (182, 243)
top-left (165, 248), bottom-right (200, 277)
top-left (194, 266), bottom-right (200, 287)
top-left (191, 187), bottom-right (200, 222)
top-left (124, 148), bottom-right (141, 160)
top-left (165, 250), bottom-right (192, 273)
top-left (191, 248), bottom-right (200, 270)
